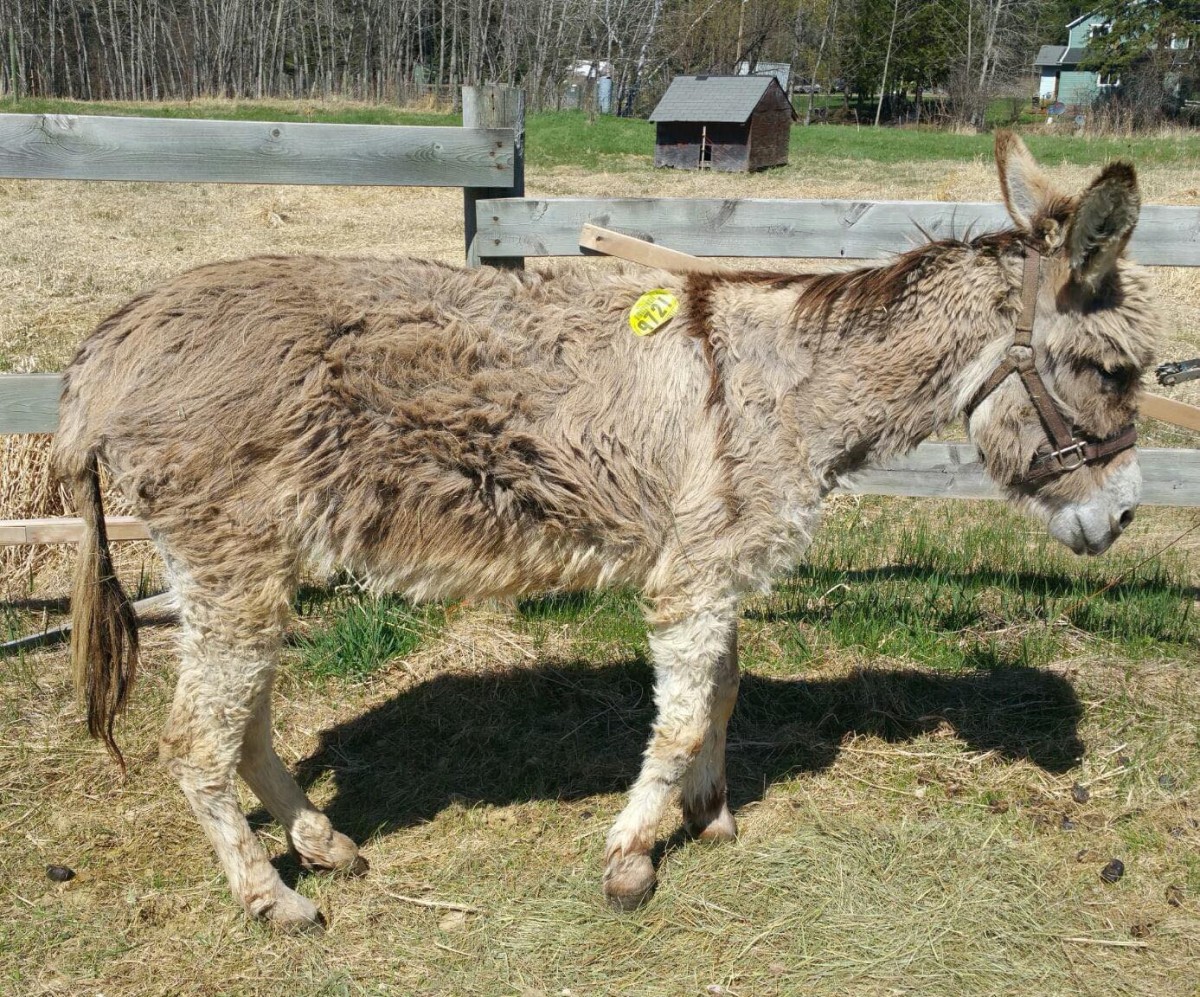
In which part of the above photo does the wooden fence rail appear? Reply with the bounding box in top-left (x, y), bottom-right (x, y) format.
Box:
top-left (2, 445), bottom-right (1196, 547)
top-left (474, 197), bottom-right (1200, 266)
top-left (0, 113), bottom-right (514, 187)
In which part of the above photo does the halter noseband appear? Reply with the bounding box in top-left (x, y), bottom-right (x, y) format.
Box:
top-left (964, 246), bottom-right (1137, 484)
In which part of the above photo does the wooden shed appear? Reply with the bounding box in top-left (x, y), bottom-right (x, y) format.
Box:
top-left (649, 75), bottom-right (797, 172)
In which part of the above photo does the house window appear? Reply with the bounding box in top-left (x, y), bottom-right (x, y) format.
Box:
top-left (1097, 72), bottom-right (1120, 87)
top-left (1170, 34), bottom-right (1192, 50)
top-left (1089, 22), bottom-right (1111, 40)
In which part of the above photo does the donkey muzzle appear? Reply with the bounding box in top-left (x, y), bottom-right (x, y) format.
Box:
top-left (1046, 458), bottom-right (1141, 556)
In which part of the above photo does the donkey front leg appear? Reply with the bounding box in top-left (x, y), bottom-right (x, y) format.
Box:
top-left (603, 600), bottom-right (739, 910)
top-left (238, 683), bottom-right (367, 876)
top-left (161, 609), bottom-right (325, 932)
top-left (680, 624), bottom-right (739, 842)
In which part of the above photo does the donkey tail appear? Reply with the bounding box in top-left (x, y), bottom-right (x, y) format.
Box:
top-left (67, 449), bottom-right (139, 771)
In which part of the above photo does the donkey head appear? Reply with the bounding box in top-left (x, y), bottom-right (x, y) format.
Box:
top-left (965, 132), bottom-right (1158, 555)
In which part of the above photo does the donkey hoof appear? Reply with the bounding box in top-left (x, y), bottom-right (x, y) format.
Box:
top-left (296, 830), bottom-right (367, 877)
top-left (685, 803), bottom-right (738, 843)
top-left (603, 852), bottom-right (656, 911)
top-left (257, 888), bottom-right (327, 934)
top-left (278, 907), bottom-right (327, 936)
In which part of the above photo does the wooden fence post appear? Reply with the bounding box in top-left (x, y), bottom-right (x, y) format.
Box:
top-left (462, 84), bottom-right (524, 268)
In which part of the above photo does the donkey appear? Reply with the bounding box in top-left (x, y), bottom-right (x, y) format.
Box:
top-left (54, 133), bottom-right (1157, 930)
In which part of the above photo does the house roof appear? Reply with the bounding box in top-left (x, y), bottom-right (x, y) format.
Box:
top-left (1065, 11), bottom-right (1099, 30)
top-left (1034, 44), bottom-right (1088, 67)
top-left (1034, 44), bottom-right (1067, 66)
top-left (649, 75), bottom-right (792, 123)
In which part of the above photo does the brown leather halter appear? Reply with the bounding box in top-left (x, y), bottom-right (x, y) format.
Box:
top-left (965, 247), bottom-right (1137, 484)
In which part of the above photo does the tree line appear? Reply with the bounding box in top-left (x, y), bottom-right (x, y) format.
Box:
top-left (0, 0), bottom-right (1157, 124)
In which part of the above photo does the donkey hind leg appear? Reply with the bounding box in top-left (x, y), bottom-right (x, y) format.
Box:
top-left (161, 588), bottom-right (325, 932)
top-left (603, 599), bottom-right (738, 910)
top-left (679, 623), bottom-right (740, 843)
top-left (238, 684), bottom-right (367, 876)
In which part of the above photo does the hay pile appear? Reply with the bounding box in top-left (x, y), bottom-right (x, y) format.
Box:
top-left (0, 434), bottom-right (68, 597)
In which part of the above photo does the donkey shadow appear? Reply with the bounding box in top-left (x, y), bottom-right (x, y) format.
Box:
top-left (284, 654), bottom-right (1083, 846)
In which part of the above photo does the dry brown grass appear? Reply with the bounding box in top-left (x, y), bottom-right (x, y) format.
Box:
top-left (2, 591), bottom-right (1198, 997)
top-left (1, 134), bottom-right (1198, 997)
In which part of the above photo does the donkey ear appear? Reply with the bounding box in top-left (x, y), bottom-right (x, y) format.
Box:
top-left (1067, 161), bottom-right (1140, 287)
top-left (995, 131), bottom-right (1056, 231)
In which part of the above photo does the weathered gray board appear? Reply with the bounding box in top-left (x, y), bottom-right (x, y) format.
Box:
top-left (0, 374), bottom-right (59, 433)
top-left (0, 113), bottom-right (514, 187)
top-left (475, 198), bottom-right (1197, 266)
top-left (0, 591), bottom-right (175, 654)
top-left (841, 444), bottom-right (1200, 506)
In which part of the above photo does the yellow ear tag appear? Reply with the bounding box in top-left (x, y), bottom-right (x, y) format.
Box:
top-left (629, 289), bottom-right (679, 337)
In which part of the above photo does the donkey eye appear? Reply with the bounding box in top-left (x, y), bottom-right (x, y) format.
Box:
top-left (1075, 358), bottom-right (1131, 387)
top-left (1092, 364), bottom-right (1138, 392)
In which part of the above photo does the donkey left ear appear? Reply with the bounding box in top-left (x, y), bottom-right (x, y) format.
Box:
top-left (1067, 161), bottom-right (1140, 287)
top-left (996, 130), bottom-right (1058, 231)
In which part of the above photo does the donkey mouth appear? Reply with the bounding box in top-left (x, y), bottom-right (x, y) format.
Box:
top-left (1049, 508), bottom-right (1123, 557)
top-left (1077, 536), bottom-right (1115, 557)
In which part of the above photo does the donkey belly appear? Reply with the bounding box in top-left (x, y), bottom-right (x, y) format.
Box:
top-left (298, 421), bottom-right (660, 603)
top-left (336, 522), bottom-right (649, 603)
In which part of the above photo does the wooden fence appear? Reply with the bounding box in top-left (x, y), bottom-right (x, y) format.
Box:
top-left (0, 112), bottom-right (514, 187)
top-left (472, 197), bottom-right (1200, 266)
top-left (1, 97), bottom-right (1197, 550)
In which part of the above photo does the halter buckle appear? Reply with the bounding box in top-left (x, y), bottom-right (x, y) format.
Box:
top-left (1046, 441), bottom-right (1086, 472)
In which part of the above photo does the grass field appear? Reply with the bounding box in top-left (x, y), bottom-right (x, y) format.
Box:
top-left (4, 97), bottom-right (1200, 170)
top-left (0, 98), bottom-right (1197, 996)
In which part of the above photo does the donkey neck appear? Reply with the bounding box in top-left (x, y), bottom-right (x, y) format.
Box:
top-left (712, 241), bottom-right (1023, 489)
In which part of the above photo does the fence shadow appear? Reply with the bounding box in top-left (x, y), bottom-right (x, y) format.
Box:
top-left (287, 655), bottom-right (1082, 844)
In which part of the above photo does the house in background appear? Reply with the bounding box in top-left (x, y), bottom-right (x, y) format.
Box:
top-left (649, 75), bottom-right (796, 172)
top-left (1033, 11), bottom-right (1119, 106)
top-left (735, 60), bottom-right (792, 93)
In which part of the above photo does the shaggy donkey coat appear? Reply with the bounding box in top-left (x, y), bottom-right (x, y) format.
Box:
top-left (55, 134), bottom-right (1158, 928)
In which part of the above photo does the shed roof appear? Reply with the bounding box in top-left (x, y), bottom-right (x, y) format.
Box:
top-left (649, 75), bottom-right (791, 123)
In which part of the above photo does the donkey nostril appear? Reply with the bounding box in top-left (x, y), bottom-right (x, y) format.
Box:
top-left (1118, 508), bottom-right (1135, 531)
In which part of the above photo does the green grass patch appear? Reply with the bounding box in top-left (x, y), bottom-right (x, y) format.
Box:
top-left (7, 97), bottom-right (1186, 172)
top-left (790, 124), bottom-right (1200, 167)
top-left (749, 500), bottom-right (1197, 672)
top-left (516, 588), bottom-right (647, 656)
top-left (514, 502), bottom-right (1196, 674)
top-left (521, 110), bottom-right (655, 171)
top-left (291, 586), bottom-right (443, 679)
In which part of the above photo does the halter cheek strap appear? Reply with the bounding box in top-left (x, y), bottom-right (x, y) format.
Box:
top-left (964, 247), bottom-right (1137, 484)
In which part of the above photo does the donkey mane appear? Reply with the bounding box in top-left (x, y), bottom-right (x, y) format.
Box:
top-left (816, 233), bottom-right (1025, 328)
top-left (683, 228), bottom-right (1030, 338)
